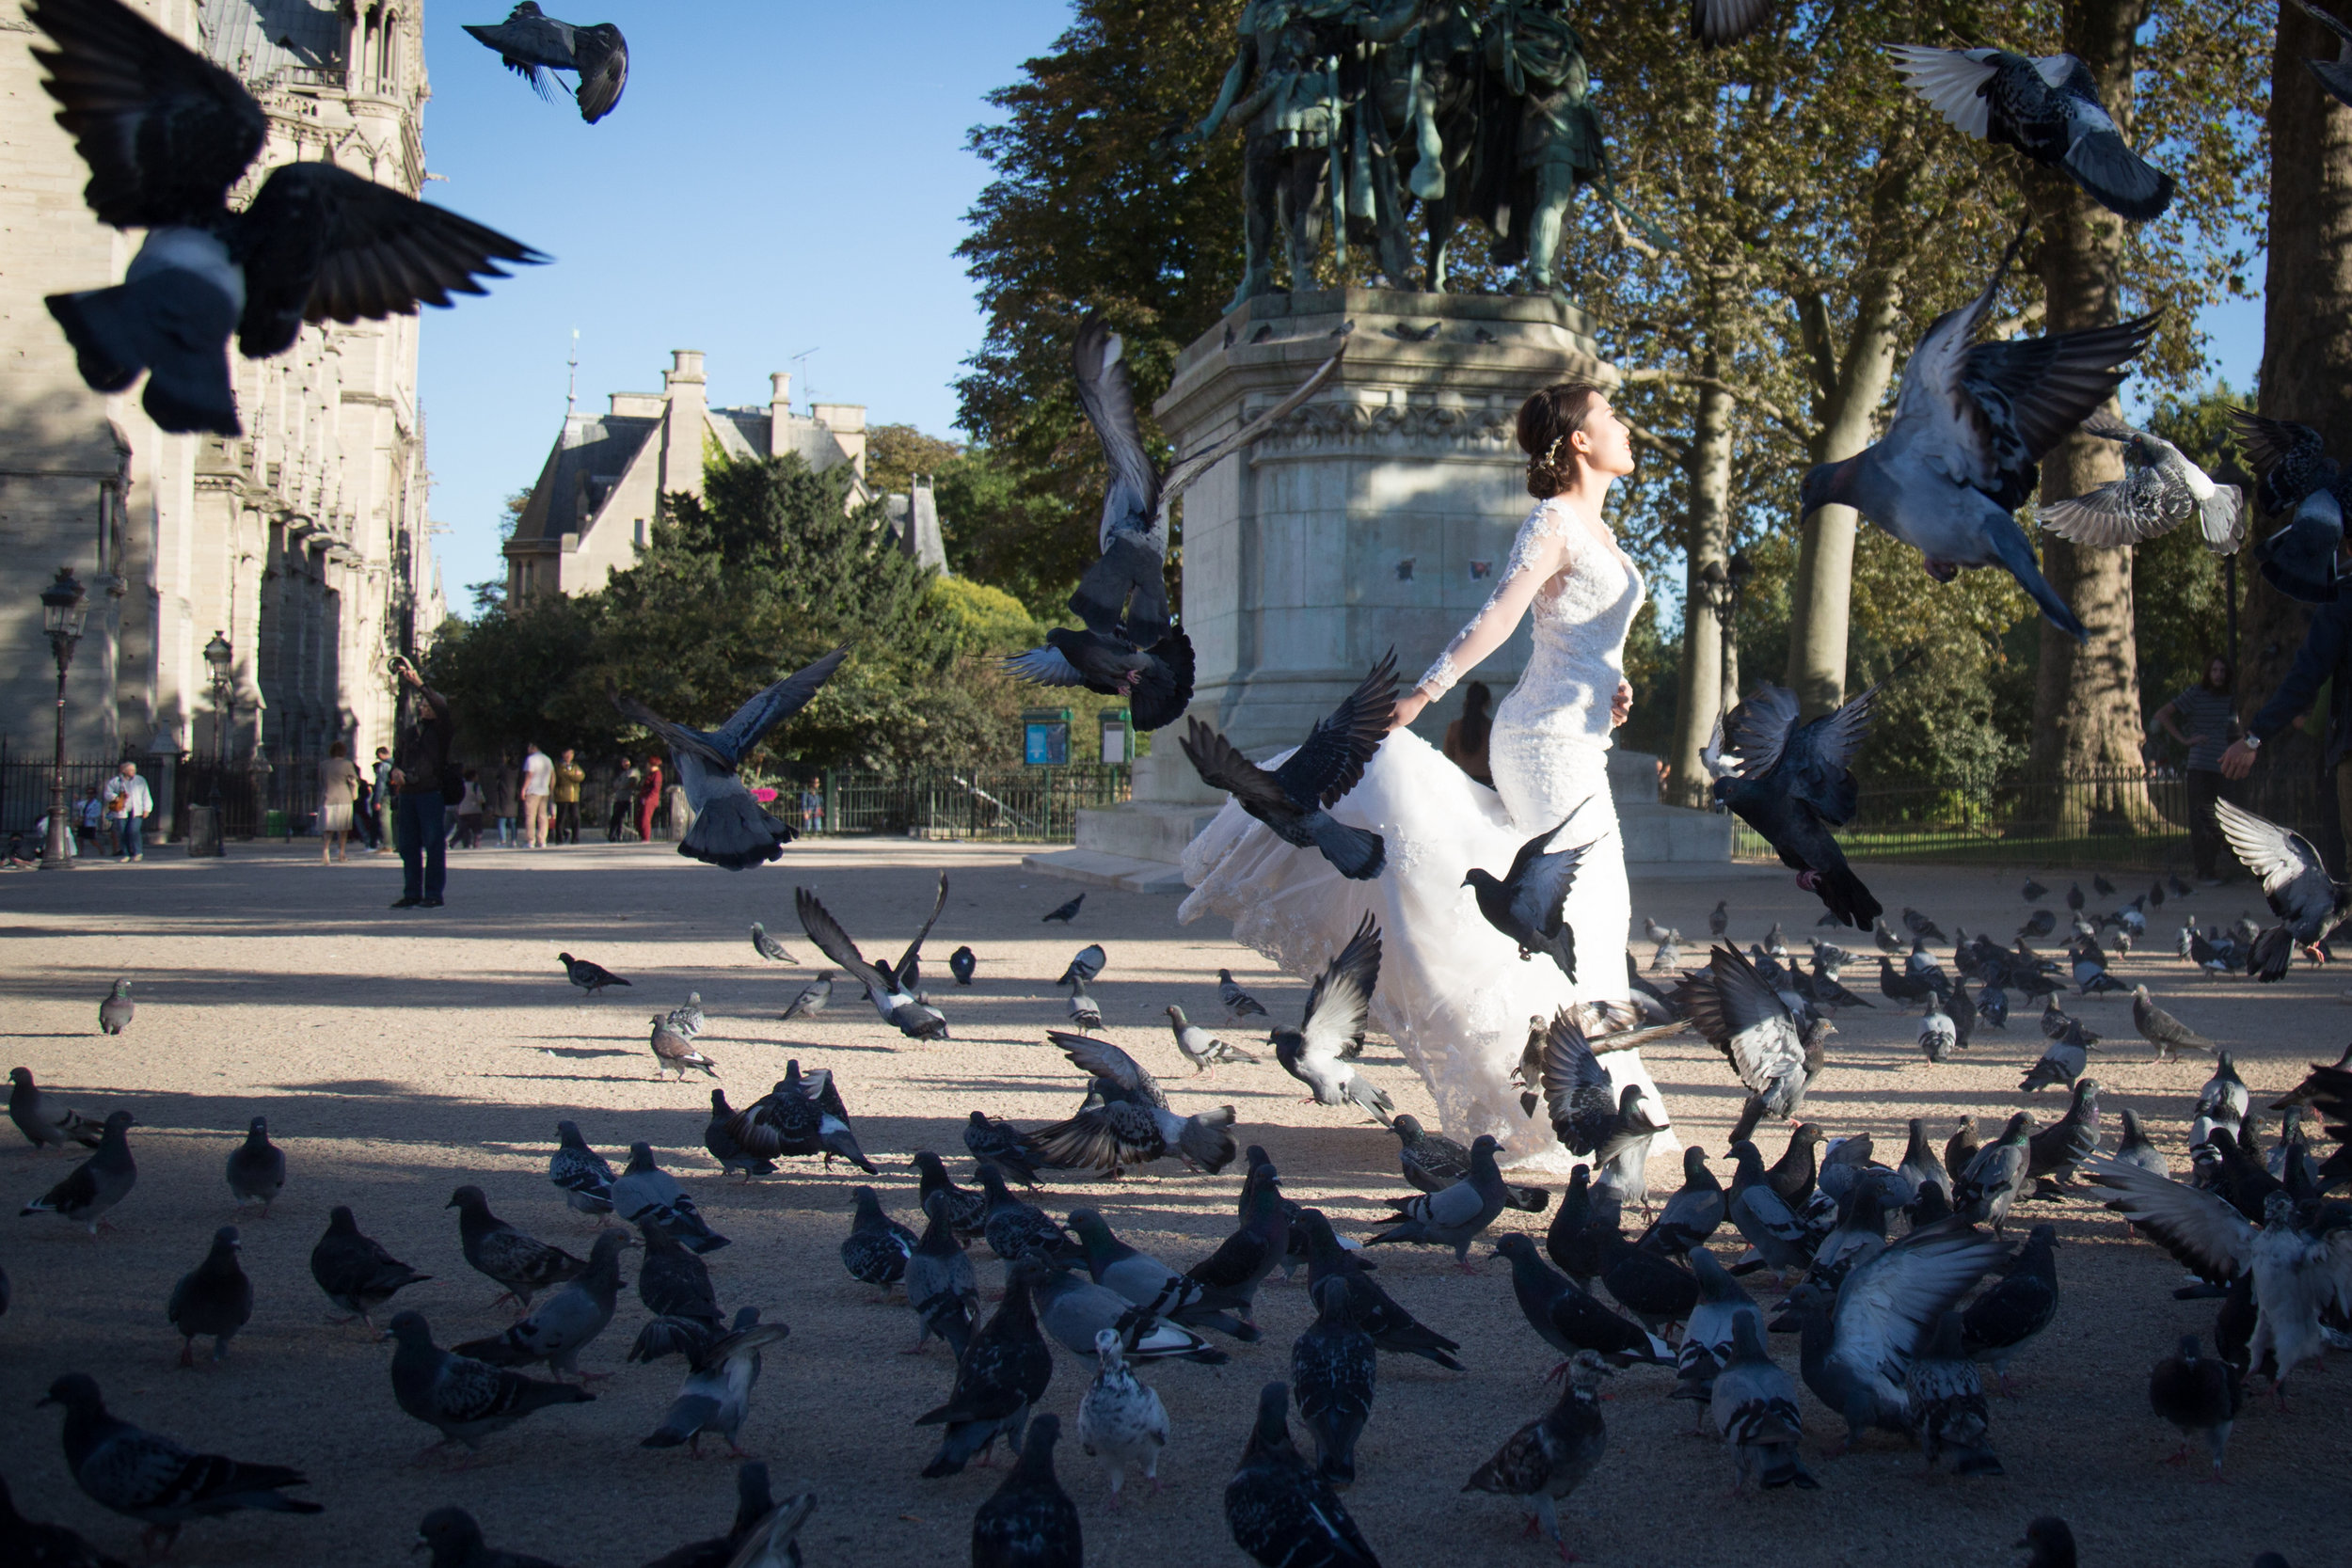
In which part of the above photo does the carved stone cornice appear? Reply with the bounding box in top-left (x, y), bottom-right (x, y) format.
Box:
top-left (1251, 396), bottom-right (1517, 460)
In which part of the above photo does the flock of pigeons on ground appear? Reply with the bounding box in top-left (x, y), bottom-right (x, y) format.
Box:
top-left (11, 862), bottom-right (2352, 1568)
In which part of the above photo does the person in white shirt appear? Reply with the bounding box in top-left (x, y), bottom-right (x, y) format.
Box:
top-left (520, 742), bottom-right (554, 847)
top-left (103, 760), bottom-right (155, 861)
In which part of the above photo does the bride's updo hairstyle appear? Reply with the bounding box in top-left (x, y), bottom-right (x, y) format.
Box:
top-left (1518, 382), bottom-right (1608, 499)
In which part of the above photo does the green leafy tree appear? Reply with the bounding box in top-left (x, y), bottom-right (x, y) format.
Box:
top-left (865, 424), bottom-right (965, 499)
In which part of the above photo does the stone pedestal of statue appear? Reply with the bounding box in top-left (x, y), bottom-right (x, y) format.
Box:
top-left (1024, 286), bottom-right (1730, 891)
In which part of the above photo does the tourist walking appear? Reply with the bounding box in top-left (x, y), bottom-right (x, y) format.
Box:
top-left (74, 784), bottom-right (105, 856)
top-left (453, 768), bottom-right (485, 848)
top-left (319, 741), bottom-right (361, 864)
top-left (371, 746), bottom-right (395, 853)
top-left (553, 748), bottom-right (585, 845)
top-left (521, 741), bottom-right (553, 847)
top-left (2153, 657), bottom-right (2241, 884)
top-left (1442, 680), bottom-right (1497, 787)
top-left (607, 758), bottom-right (642, 841)
top-left (800, 776), bottom-right (822, 834)
top-left (490, 754), bottom-right (518, 847)
top-left (103, 760), bottom-right (153, 862)
top-left (635, 755), bottom-right (664, 843)
top-left (388, 656), bottom-right (455, 908)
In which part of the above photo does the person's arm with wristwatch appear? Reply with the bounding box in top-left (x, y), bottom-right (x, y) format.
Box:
top-left (2220, 603), bottom-right (2349, 779)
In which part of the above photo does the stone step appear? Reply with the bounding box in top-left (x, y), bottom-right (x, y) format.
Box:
top-left (1019, 847), bottom-right (1192, 895)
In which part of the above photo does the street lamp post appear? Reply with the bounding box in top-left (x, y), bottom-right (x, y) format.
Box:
top-left (39, 567), bottom-right (89, 871)
top-left (200, 631), bottom-right (232, 853)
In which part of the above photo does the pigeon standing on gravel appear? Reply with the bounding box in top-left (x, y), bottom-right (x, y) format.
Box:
top-left (1168, 1006), bottom-right (1259, 1073)
top-left (779, 972), bottom-right (833, 1022)
top-left (1709, 1311), bottom-right (1818, 1491)
top-left (1075, 1327), bottom-right (1168, 1505)
top-left (1365, 1132), bottom-right (1509, 1271)
top-left (1225, 1381), bottom-right (1382, 1568)
top-left (1064, 984), bottom-right (1104, 1034)
top-left (462, 2), bottom-right (629, 123)
top-left (1961, 1224), bottom-right (2059, 1393)
top-left (1905, 1310), bottom-right (2003, 1476)
top-left (642, 1307), bottom-right (787, 1457)
top-left (906, 1192), bottom-right (980, 1356)
top-left (8, 1066), bottom-right (103, 1150)
top-left (386, 1310), bottom-right (594, 1454)
top-left (840, 1186), bottom-right (917, 1293)
top-left (39, 1372), bottom-right (321, 1553)
top-left (1290, 1290), bottom-right (1377, 1486)
top-left (970, 1411), bottom-right (1082, 1568)
top-left (1219, 971), bottom-right (1270, 1022)
top-left (1919, 994), bottom-right (1958, 1063)
top-left (2213, 798), bottom-right (2352, 979)
top-left (1391, 1115), bottom-right (1547, 1213)
top-left (628, 1222), bottom-right (724, 1364)
top-left (1494, 1233), bottom-right (1669, 1368)
top-left (915, 1265), bottom-right (1054, 1478)
top-left (98, 978), bottom-right (135, 1035)
top-left (558, 953), bottom-right (628, 996)
top-left (1021, 1257), bottom-right (1227, 1364)
top-left (703, 1091), bottom-right (774, 1181)
top-left (649, 1016), bottom-right (719, 1079)
top-left (310, 1205), bottom-right (431, 1329)
top-left (223, 1116), bottom-right (283, 1213)
top-left (1042, 894), bottom-right (1086, 925)
top-left (1181, 656), bottom-right (1399, 881)
top-left (1065, 1210), bottom-right (1258, 1342)
top-left (1270, 913), bottom-right (1391, 1124)
top-left (1304, 1208), bottom-right (1464, 1370)
top-left (548, 1122), bottom-right (615, 1221)
top-left (949, 946), bottom-right (977, 986)
top-left (611, 1145), bottom-right (729, 1254)
top-left (1887, 43), bottom-right (2174, 219)
top-left (449, 1185), bottom-right (585, 1311)
top-left (975, 1162), bottom-right (1076, 1267)
top-left (2132, 987), bottom-right (2213, 1062)
top-left (20, 1108), bottom-right (136, 1232)
top-left (749, 923), bottom-right (796, 963)
top-left (967, 1114), bottom-right (1050, 1188)
top-left (1954, 1115), bottom-right (2035, 1235)
top-left (1464, 1349), bottom-right (1609, 1555)
top-left (167, 1226), bottom-right (251, 1366)
top-left (453, 1230), bottom-right (628, 1381)
top-left (611, 651), bottom-right (850, 870)
top-left (2147, 1333), bottom-right (2241, 1475)
top-left (664, 993), bottom-right (707, 1040)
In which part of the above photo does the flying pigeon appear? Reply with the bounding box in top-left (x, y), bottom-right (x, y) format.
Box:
top-left (7, 1066), bottom-right (103, 1150)
top-left (1008, 315), bottom-right (1341, 729)
top-left (1033, 1031), bottom-right (1238, 1173)
top-left (2229, 408), bottom-right (2346, 602)
top-left (98, 977), bottom-right (135, 1035)
top-left (386, 1310), bottom-right (594, 1455)
top-left (310, 1205), bottom-right (430, 1330)
top-left (642, 1307), bottom-right (787, 1457)
top-left (795, 882), bottom-right (949, 1037)
top-left (558, 952), bottom-right (628, 995)
top-left (39, 1372), bottom-right (321, 1554)
top-left (612, 650), bottom-right (849, 870)
top-left (966, 1113), bottom-right (1050, 1187)
top-left (1225, 1381), bottom-right (1383, 1568)
top-left (223, 1116), bottom-right (284, 1213)
top-left (1539, 1009), bottom-right (1665, 1189)
top-left (1887, 43), bottom-right (2174, 219)
top-left (2214, 798), bottom-right (2352, 978)
top-left (27, 0), bottom-right (542, 437)
top-left (1075, 1327), bottom-right (1168, 1504)
top-left (1703, 678), bottom-right (1887, 928)
top-left (462, 3), bottom-right (628, 122)
top-left (1270, 913), bottom-right (1392, 1123)
top-left (1181, 654), bottom-right (1398, 880)
top-left (2035, 412), bottom-right (2245, 553)
top-left (20, 1107), bottom-right (136, 1231)
top-left (748, 922), bottom-right (795, 963)
top-left (167, 1226), bottom-right (250, 1366)
top-left (1679, 943), bottom-right (1826, 1121)
top-left (1798, 226), bottom-right (2156, 640)
top-left (1690, 0), bottom-right (1772, 45)
top-left (1464, 816), bottom-right (1588, 978)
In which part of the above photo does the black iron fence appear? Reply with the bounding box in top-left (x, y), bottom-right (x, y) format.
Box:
top-left (1726, 764), bottom-right (2335, 872)
top-left (801, 765), bottom-right (1132, 841)
top-left (0, 749), bottom-right (123, 842)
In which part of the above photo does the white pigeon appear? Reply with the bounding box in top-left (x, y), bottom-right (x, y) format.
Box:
top-left (1075, 1327), bottom-right (1168, 1504)
top-left (2036, 412), bottom-right (2245, 554)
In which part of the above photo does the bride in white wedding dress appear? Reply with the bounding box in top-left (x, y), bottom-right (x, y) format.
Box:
top-left (1180, 382), bottom-right (1674, 1169)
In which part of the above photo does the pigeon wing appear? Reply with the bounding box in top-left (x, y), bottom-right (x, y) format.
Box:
top-left (1047, 1030), bottom-right (1167, 1110)
top-left (567, 23), bottom-right (628, 122)
top-left (1504, 821), bottom-right (1586, 939)
top-left (1538, 1008), bottom-right (1615, 1152)
top-left (793, 887), bottom-right (892, 996)
top-left (1884, 43), bottom-right (2000, 141)
top-left (893, 870), bottom-right (950, 983)
top-left (1779, 679), bottom-right (1885, 823)
top-left (1690, 0), bottom-right (1774, 45)
top-left (1954, 313), bottom-right (2161, 482)
top-left (709, 647), bottom-right (851, 762)
top-left (1296, 913), bottom-right (1382, 1065)
top-left (2212, 799), bottom-right (2333, 921)
top-left (1703, 947), bottom-right (1804, 1094)
top-left (1003, 645), bottom-right (1089, 686)
top-left (1724, 683), bottom-right (1803, 778)
top-left (1180, 721), bottom-right (1295, 816)
top-left (1072, 312), bottom-right (1162, 549)
top-left (2229, 406), bottom-right (2330, 504)
top-left (2079, 1154), bottom-right (2255, 1280)
top-left (1830, 1222), bottom-right (2002, 1389)
top-left (25, 0), bottom-right (268, 229)
top-left (1272, 650), bottom-right (1401, 808)
top-left (2035, 469), bottom-right (2176, 546)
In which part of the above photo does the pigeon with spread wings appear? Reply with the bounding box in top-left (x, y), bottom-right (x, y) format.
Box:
top-left (793, 882), bottom-right (949, 1037)
top-left (1007, 313), bottom-right (1343, 731)
top-left (1797, 227), bottom-right (2157, 641)
top-left (1691, 0), bottom-right (1772, 46)
top-left (1031, 1031), bottom-right (1239, 1174)
top-left (1463, 815), bottom-right (1588, 981)
top-left (2212, 799), bottom-right (2352, 980)
top-left (2229, 407), bottom-right (2346, 603)
top-left (27, 0), bottom-right (544, 436)
top-left (1539, 1008), bottom-right (1666, 1184)
top-left (2034, 411), bottom-right (2245, 555)
top-left (1181, 652), bottom-right (1398, 880)
top-left (1704, 674), bottom-right (1889, 928)
top-left (2295, 0), bottom-right (2352, 106)
top-left (1680, 944), bottom-right (1826, 1122)
top-left (463, 4), bottom-right (628, 123)
top-left (612, 650), bottom-right (848, 869)
top-left (1270, 913), bottom-right (1392, 1124)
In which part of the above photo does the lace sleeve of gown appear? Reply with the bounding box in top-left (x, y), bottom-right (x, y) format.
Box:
top-left (1414, 501), bottom-right (1579, 699)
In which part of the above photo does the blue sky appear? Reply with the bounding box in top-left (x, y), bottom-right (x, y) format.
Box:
top-left (414, 1), bottom-right (2266, 604)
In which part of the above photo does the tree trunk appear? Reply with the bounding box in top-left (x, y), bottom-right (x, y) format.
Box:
top-left (1664, 355), bottom-right (1735, 807)
top-left (2237, 4), bottom-right (2352, 821)
top-left (2025, 0), bottom-right (2149, 833)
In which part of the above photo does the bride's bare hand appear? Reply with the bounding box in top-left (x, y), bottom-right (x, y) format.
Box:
top-left (1611, 680), bottom-right (1633, 727)
top-left (1390, 691), bottom-right (1429, 732)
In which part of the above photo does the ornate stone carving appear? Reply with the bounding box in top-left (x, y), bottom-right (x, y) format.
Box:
top-left (1252, 396), bottom-right (1516, 457)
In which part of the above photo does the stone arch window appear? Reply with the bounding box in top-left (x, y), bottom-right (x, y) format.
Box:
top-left (377, 10), bottom-right (399, 92)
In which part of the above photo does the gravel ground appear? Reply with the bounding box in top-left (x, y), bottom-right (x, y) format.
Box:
top-left (0, 838), bottom-right (2342, 1568)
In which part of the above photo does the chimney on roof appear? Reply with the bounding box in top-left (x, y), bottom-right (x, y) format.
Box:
top-left (769, 373), bottom-right (792, 456)
top-left (666, 350), bottom-right (706, 388)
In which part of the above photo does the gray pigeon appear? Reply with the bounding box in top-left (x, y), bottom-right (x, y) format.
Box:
top-left (2032, 408), bottom-right (2242, 548)
top-left (1058, 943), bottom-right (1107, 988)
top-left (1954, 1114), bottom-right (2034, 1235)
top-left (640, 1460), bottom-right (776, 1568)
top-left (310, 1204), bottom-right (431, 1330)
top-left (641, 1306), bottom-right (787, 1456)
top-left (2132, 986), bottom-right (2214, 1062)
top-left (1464, 1350), bottom-right (1611, 1554)
top-left (1066, 1208), bottom-right (1257, 1342)
top-left (20, 1108), bottom-right (136, 1231)
top-left (462, 2), bottom-right (629, 123)
top-left (795, 885), bottom-right (950, 1038)
top-left (1887, 45), bottom-right (2172, 221)
top-left (1709, 1311), bottom-right (1818, 1490)
top-left (779, 972), bottom-right (834, 1022)
top-left (1218, 971), bottom-right (1269, 1021)
top-left (749, 922), bottom-right (796, 963)
top-left (39, 1372), bottom-right (320, 1554)
top-left (1034, 1031), bottom-right (1237, 1174)
top-left (612, 652), bottom-right (850, 869)
top-left (548, 1121), bottom-right (616, 1220)
top-left (664, 993), bottom-right (707, 1040)
top-left (611, 1144), bottom-right (729, 1254)
top-left (1065, 985), bottom-right (1104, 1033)
top-left (1168, 1006), bottom-right (1259, 1072)
top-left (1918, 994), bottom-right (1957, 1063)
top-left (2213, 798), bottom-right (2352, 979)
top-left (2115, 1107), bottom-right (2170, 1178)
top-left (1075, 1326), bottom-right (1168, 1503)
top-left (448, 1184), bottom-right (586, 1311)
top-left (627, 1221), bottom-right (725, 1364)
top-left (167, 1225), bottom-right (250, 1366)
top-left (8, 1066), bottom-right (103, 1149)
top-left (971, 1412), bottom-right (1083, 1568)
top-left (1365, 1132), bottom-right (1508, 1271)
top-left (415, 1505), bottom-right (572, 1568)
top-left (2147, 1333), bottom-right (2240, 1476)
top-left (703, 1090), bottom-right (775, 1181)
top-left (1269, 913), bottom-right (1391, 1124)
top-left (98, 978), bottom-right (135, 1035)
top-left (223, 1117), bottom-right (284, 1213)
top-left (1290, 1288), bottom-right (1376, 1486)
top-left (915, 1266), bottom-right (1054, 1478)
top-left (1781, 1221), bottom-right (2002, 1450)
top-left (558, 953), bottom-right (628, 995)
top-left (1905, 1309), bottom-right (2003, 1475)
top-left (1725, 1141), bottom-right (1814, 1279)
top-left (904, 1192), bottom-right (979, 1356)
top-left (1673, 1246), bottom-right (1756, 1413)
top-left (1391, 1115), bottom-right (1548, 1213)
top-left (1018, 1257), bottom-right (1227, 1364)
top-left (386, 1310), bottom-right (594, 1454)
top-left (451, 1230), bottom-right (628, 1380)
top-left (840, 1185), bottom-right (918, 1293)
top-left (1895, 1120), bottom-right (1948, 1214)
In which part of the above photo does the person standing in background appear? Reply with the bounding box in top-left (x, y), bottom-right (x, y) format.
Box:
top-left (1442, 681), bottom-right (1497, 787)
top-left (636, 755), bottom-right (664, 844)
top-left (520, 741), bottom-right (553, 848)
top-left (490, 753), bottom-right (518, 847)
top-left (75, 784), bottom-right (105, 856)
top-left (371, 746), bottom-right (395, 853)
top-left (607, 758), bottom-right (642, 841)
top-left (388, 656), bottom-right (455, 908)
top-left (318, 742), bottom-right (360, 864)
top-left (103, 760), bottom-right (153, 862)
top-left (453, 768), bottom-right (485, 849)
top-left (552, 748), bottom-right (585, 845)
top-left (800, 776), bottom-right (822, 835)
top-left (2153, 656), bottom-right (2241, 885)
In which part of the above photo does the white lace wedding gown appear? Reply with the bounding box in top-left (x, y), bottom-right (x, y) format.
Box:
top-left (1180, 497), bottom-right (1674, 1168)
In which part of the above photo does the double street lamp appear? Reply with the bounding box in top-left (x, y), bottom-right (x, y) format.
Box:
top-left (39, 567), bottom-right (88, 871)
